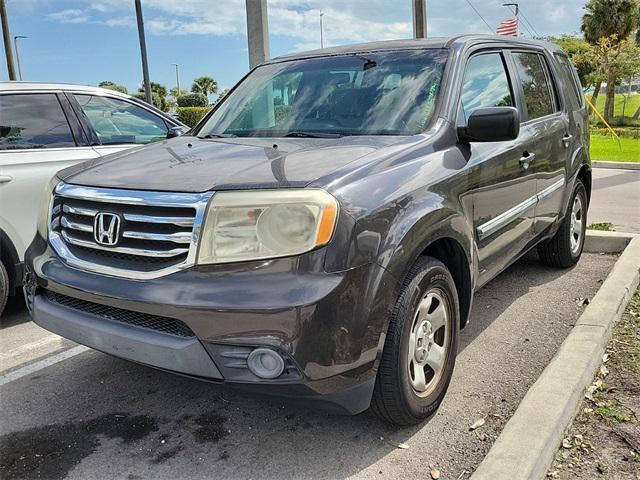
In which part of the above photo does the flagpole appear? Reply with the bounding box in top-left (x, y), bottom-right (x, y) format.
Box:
top-left (502, 3), bottom-right (519, 36)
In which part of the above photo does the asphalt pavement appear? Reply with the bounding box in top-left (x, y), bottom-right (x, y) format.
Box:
top-left (0, 252), bottom-right (616, 480)
top-left (589, 167), bottom-right (640, 234)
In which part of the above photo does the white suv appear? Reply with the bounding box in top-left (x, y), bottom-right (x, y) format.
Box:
top-left (0, 82), bottom-right (188, 314)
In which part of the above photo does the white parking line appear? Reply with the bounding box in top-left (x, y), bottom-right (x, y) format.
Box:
top-left (0, 345), bottom-right (90, 386)
top-left (0, 335), bottom-right (65, 361)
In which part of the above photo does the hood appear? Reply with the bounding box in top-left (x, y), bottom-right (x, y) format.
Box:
top-left (59, 135), bottom-right (407, 193)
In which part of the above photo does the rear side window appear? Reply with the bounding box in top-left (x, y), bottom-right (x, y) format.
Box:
top-left (461, 53), bottom-right (514, 120)
top-left (554, 53), bottom-right (584, 108)
top-left (512, 52), bottom-right (556, 121)
top-left (74, 94), bottom-right (168, 145)
top-left (0, 93), bottom-right (76, 150)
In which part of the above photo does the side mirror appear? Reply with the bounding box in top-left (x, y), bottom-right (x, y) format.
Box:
top-left (167, 126), bottom-right (188, 139)
top-left (458, 107), bottom-right (520, 142)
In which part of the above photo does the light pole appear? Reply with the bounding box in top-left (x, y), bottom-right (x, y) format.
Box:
top-left (0, 0), bottom-right (16, 80)
top-left (319, 10), bottom-right (324, 48)
top-left (412, 0), bottom-right (427, 39)
top-left (14, 35), bottom-right (26, 80)
top-left (245, 0), bottom-right (269, 69)
top-left (172, 63), bottom-right (180, 96)
top-left (135, 0), bottom-right (152, 104)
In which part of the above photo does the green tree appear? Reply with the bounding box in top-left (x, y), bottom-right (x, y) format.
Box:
top-left (138, 82), bottom-right (169, 111)
top-left (98, 81), bottom-right (128, 94)
top-left (541, 35), bottom-right (593, 86)
top-left (582, 0), bottom-right (639, 121)
top-left (585, 35), bottom-right (640, 123)
top-left (214, 88), bottom-right (230, 104)
top-left (169, 87), bottom-right (189, 99)
top-left (191, 76), bottom-right (218, 99)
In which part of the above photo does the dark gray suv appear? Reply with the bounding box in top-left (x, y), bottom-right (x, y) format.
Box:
top-left (25, 35), bottom-right (590, 426)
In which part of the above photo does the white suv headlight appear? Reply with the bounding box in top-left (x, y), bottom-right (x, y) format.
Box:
top-left (196, 189), bottom-right (338, 264)
top-left (36, 175), bottom-right (60, 239)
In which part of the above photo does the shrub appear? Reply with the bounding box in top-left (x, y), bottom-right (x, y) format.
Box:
top-left (177, 107), bottom-right (209, 127)
top-left (177, 93), bottom-right (208, 107)
top-left (591, 126), bottom-right (640, 139)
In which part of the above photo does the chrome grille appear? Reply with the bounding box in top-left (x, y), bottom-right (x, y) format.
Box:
top-left (49, 183), bottom-right (213, 279)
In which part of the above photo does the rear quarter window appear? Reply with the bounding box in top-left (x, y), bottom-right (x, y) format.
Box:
top-left (0, 93), bottom-right (76, 150)
top-left (554, 53), bottom-right (584, 108)
top-left (512, 52), bottom-right (557, 121)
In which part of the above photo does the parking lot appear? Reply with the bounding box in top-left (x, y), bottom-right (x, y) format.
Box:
top-left (0, 252), bottom-right (616, 480)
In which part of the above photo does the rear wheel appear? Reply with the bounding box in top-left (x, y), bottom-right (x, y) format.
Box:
top-left (0, 261), bottom-right (9, 318)
top-left (538, 180), bottom-right (587, 268)
top-left (371, 256), bottom-right (459, 426)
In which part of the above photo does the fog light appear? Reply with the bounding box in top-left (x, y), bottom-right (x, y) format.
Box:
top-left (247, 348), bottom-right (285, 379)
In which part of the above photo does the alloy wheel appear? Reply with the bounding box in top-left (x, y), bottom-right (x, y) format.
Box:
top-left (407, 289), bottom-right (451, 397)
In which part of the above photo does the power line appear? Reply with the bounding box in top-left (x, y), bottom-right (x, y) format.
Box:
top-left (518, 7), bottom-right (540, 37)
top-left (464, 0), bottom-right (494, 33)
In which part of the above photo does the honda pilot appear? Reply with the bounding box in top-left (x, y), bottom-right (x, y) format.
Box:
top-left (25, 36), bottom-right (590, 426)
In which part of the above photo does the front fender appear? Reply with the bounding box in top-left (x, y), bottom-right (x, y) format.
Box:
top-left (380, 205), bottom-right (476, 286)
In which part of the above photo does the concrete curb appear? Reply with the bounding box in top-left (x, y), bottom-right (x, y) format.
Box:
top-left (472, 234), bottom-right (640, 480)
top-left (584, 230), bottom-right (636, 254)
top-left (592, 160), bottom-right (640, 170)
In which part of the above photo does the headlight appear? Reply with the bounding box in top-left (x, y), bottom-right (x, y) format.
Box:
top-left (36, 175), bottom-right (60, 239)
top-left (197, 189), bottom-right (338, 264)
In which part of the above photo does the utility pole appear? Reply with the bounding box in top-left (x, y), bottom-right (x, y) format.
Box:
top-left (135, 0), bottom-right (152, 104)
top-left (412, 0), bottom-right (427, 39)
top-left (319, 10), bottom-right (324, 48)
top-left (172, 63), bottom-right (180, 96)
top-left (14, 35), bottom-right (26, 80)
top-left (0, 0), bottom-right (16, 80)
top-left (245, 0), bottom-right (269, 69)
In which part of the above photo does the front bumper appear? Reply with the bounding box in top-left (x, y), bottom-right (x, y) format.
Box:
top-left (25, 235), bottom-right (398, 414)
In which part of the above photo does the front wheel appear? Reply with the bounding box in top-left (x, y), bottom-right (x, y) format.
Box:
top-left (371, 256), bottom-right (459, 426)
top-left (538, 180), bottom-right (587, 268)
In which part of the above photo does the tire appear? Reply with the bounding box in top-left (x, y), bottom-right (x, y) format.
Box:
top-left (371, 256), bottom-right (459, 426)
top-left (537, 180), bottom-right (587, 268)
top-left (0, 261), bottom-right (8, 318)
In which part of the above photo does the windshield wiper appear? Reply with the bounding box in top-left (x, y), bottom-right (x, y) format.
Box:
top-left (282, 131), bottom-right (343, 138)
top-left (199, 133), bottom-right (237, 139)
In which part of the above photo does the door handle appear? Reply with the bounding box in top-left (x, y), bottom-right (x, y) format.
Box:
top-left (562, 134), bottom-right (573, 147)
top-left (519, 153), bottom-right (535, 170)
top-left (0, 175), bottom-right (12, 184)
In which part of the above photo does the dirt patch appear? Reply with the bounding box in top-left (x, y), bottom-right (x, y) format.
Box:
top-left (548, 288), bottom-right (640, 479)
top-left (0, 413), bottom-right (158, 480)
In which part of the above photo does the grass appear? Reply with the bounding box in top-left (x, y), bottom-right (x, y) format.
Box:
top-left (589, 134), bottom-right (640, 162)
top-left (587, 222), bottom-right (614, 231)
top-left (593, 93), bottom-right (640, 119)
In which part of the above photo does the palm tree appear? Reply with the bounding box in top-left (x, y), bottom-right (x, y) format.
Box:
top-left (191, 76), bottom-right (218, 99)
top-left (582, 0), bottom-right (639, 121)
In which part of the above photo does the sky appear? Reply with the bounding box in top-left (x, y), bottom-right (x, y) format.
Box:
top-left (2, 0), bottom-right (587, 95)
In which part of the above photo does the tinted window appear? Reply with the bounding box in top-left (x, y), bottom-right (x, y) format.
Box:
top-left (512, 52), bottom-right (555, 120)
top-left (461, 53), bottom-right (514, 120)
top-left (0, 93), bottom-right (75, 149)
top-left (75, 95), bottom-right (168, 145)
top-left (198, 49), bottom-right (448, 137)
top-left (554, 53), bottom-right (584, 108)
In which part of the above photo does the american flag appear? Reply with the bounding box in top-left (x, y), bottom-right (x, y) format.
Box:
top-left (497, 17), bottom-right (518, 36)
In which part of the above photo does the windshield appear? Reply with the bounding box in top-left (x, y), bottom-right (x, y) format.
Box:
top-left (197, 49), bottom-right (448, 138)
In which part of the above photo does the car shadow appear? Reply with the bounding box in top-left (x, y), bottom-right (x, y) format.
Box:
top-left (0, 294), bottom-right (28, 329)
top-left (458, 250), bottom-right (574, 353)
